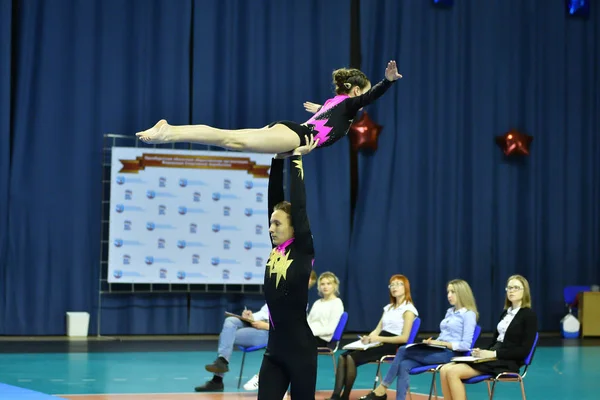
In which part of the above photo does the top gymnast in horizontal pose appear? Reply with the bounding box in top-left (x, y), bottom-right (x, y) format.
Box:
top-left (136, 60), bottom-right (402, 154)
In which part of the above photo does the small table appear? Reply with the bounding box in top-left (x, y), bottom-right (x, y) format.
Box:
top-left (580, 292), bottom-right (600, 337)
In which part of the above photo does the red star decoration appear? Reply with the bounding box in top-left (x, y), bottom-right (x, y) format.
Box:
top-left (495, 129), bottom-right (533, 156)
top-left (349, 112), bottom-right (383, 152)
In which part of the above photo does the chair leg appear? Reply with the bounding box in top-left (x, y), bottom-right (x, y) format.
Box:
top-left (373, 363), bottom-right (381, 390)
top-left (237, 352), bottom-right (246, 389)
top-left (408, 388), bottom-right (413, 400)
top-left (520, 380), bottom-right (526, 400)
top-left (428, 371), bottom-right (438, 400)
top-left (488, 380), bottom-right (497, 400)
top-left (332, 354), bottom-right (336, 371)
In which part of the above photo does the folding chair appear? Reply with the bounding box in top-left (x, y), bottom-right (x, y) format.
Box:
top-left (317, 312), bottom-right (349, 371)
top-left (237, 344), bottom-right (267, 388)
top-left (462, 332), bottom-right (539, 400)
top-left (372, 317), bottom-right (421, 389)
top-left (408, 324), bottom-right (482, 400)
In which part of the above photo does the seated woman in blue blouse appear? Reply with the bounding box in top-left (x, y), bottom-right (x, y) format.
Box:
top-left (361, 279), bottom-right (478, 400)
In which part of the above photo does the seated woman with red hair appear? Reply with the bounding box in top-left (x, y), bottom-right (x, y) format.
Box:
top-left (326, 274), bottom-right (419, 400)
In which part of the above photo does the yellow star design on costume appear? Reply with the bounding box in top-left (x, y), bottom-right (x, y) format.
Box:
top-left (293, 158), bottom-right (304, 180)
top-left (266, 248), bottom-right (293, 288)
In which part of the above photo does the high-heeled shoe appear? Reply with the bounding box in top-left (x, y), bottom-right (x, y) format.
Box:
top-left (359, 391), bottom-right (387, 400)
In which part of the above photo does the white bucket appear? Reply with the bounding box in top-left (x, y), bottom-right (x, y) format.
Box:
top-left (66, 312), bottom-right (90, 337)
top-left (561, 313), bottom-right (580, 339)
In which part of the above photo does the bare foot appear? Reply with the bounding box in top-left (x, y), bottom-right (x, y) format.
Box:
top-left (135, 119), bottom-right (172, 144)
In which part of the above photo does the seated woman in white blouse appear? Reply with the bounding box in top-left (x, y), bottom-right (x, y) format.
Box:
top-left (308, 271), bottom-right (345, 346)
top-left (326, 274), bottom-right (418, 400)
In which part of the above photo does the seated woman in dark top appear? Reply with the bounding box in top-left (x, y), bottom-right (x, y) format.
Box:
top-left (439, 274), bottom-right (538, 400)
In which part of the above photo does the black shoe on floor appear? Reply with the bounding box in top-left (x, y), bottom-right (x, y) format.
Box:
top-left (205, 356), bottom-right (229, 374)
top-left (359, 392), bottom-right (387, 400)
top-left (194, 380), bottom-right (224, 392)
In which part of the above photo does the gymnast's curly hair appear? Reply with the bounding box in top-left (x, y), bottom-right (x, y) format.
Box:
top-left (332, 68), bottom-right (370, 95)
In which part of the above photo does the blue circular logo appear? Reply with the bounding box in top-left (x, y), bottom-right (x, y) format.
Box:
top-left (114, 239), bottom-right (123, 247)
top-left (177, 240), bottom-right (186, 249)
top-left (146, 190), bottom-right (156, 199)
top-left (244, 208), bottom-right (253, 216)
top-left (145, 256), bottom-right (154, 265)
top-left (211, 257), bottom-right (220, 266)
top-left (212, 224), bottom-right (220, 232)
top-left (146, 222), bottom-right (155, 231)
top-left (113, 270), bottom-right (123, 279)
top-left (115, 204), bottom-right (124, 213)
top-left (116, 176), bottom-right (125, 185)
top-left (178, 206), bottom-right (187, 215)
top-left (244, 272), bottom-right (253, 280)
top-left (245, 181), bottom-right (253, 189)
top-left (244, 241), bottom-right (253, 250)
top-left (212, 192), bottom-right (221, 201)
top-left (179, 178), bottom-right (188, 187)
top-left (177, 271), bottom-right (186, 280)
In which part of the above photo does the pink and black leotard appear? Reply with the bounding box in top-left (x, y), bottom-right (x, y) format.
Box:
top-left (269, 78), bottom-right (396, 147)
top-left (258, 156), bottom-right (317, 400)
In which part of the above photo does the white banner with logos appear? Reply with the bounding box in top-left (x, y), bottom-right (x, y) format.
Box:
top-left (108, 147), bottom-right (273, 284)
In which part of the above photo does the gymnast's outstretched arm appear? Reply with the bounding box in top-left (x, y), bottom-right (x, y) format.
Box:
top-left (267, 157), bottom-right (285, 247)
top-left (288, 154), bottom-right (314, 257)
top-left (344, 60), bottom-right (402, 115)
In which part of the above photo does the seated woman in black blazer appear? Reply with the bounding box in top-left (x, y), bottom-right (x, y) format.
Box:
top-left (439, 274), bottom-right (538, 400)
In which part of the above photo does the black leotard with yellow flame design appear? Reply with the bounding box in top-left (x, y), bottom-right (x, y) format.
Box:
top-left (263, 156), bottom-right (315, 352)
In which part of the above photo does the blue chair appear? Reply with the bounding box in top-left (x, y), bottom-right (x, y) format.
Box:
top-left (372, 317), bottom-right (421, 389)
top-left (407, 324), bottom-right (482, 400)
top-left (237, 344), bottom-right (267, 389)
top-left (462, 332), bottom-right (539, 400)
top-left (318, 312), bottom-right (349, 371)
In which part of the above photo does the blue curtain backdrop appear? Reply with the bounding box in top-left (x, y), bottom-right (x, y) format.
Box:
top-left (0, 0), bottom-right (12, 333)
top-left (347, 0), bottom-right (600, 332)
top-left (1, 0), bottom-right (599, 335)
top-left (0, 0), bottom-right (350, 335)
top-left (1, 0), bottom-right (192, 335)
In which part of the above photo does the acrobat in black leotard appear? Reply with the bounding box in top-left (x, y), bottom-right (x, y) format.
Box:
top-left (270, 78), bottom-right (395, 147)
top-left (257, 156), bottom-right (316, 400)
